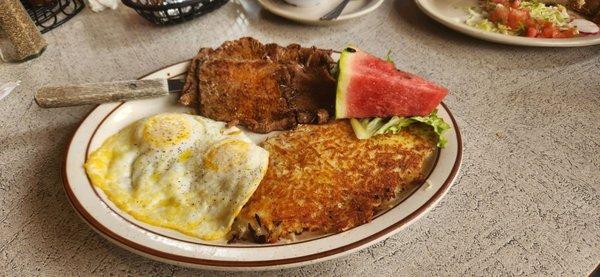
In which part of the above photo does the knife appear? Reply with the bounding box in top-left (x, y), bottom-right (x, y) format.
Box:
top-left (34, 79), bottom-right (185, 108)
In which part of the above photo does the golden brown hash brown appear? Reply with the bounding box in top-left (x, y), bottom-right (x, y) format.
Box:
top-left (232, 120), bottom-right (438, 243)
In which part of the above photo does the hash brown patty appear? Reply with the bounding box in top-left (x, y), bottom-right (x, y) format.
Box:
top-left (231, 120), bottom-right (438, 243)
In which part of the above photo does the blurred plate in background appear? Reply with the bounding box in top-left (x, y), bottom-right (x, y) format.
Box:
top-left (415, 0), bottom-right (600, 47)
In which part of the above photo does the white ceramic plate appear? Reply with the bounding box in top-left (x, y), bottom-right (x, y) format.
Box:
top-left (257, 0), bottom-right (385, 25)
top-left (415, 0), bottom-right (600, 47)
top-left (62, 60), bottom-right (463, 271)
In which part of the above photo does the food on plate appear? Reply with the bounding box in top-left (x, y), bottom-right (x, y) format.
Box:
top-left (335, 47), bottom-right (447, 119)
top-left (82, 39), bottom-right (455, 244)
top-left (198, 59), bottom-right (297, 132)
top-left (230, 121), bottom-right (438, 243)
top-left (84, 113), bottom-right (269, 240)
top-left (546, 0), bottom-right (600, 24)
top-left (350, 110), bottom-right (450, 147)
top-left (180, 37), bottom-right (336, 133)
top-left (333, 47), bottom-right (449, 146)
top-left (466, 0), bottom-right (600, 38)
top-left (570, 17), bottom-right (600, 32)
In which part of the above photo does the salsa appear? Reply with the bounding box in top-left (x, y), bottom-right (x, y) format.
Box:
top-left (468, 0), bottom-right (579, 38)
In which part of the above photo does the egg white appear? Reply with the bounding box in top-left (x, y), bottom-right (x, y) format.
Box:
top-left (85, 113), bottom-right (269, 240)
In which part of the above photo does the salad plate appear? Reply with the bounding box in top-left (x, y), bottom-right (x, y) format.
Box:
top-left (416, 0), bottom-right (600, 47)
top-left (62, 60), bottom-right (463, 271)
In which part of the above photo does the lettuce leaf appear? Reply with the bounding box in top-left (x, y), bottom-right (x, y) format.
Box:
top-left (410, 110), bottom-right (451, 147)
top-left (350, 110), bottom-right (450, 148)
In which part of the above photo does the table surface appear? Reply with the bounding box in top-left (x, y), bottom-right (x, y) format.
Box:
top-left (1, 0), bottom-right (599, 275)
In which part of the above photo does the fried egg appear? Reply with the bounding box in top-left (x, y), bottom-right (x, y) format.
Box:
top-left (84, 113), bottom-right (269, 240)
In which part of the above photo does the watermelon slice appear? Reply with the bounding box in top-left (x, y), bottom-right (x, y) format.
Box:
top-left (335, 47), bottom-right (448, 119)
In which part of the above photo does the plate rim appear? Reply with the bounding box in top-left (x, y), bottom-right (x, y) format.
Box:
top-left (61, 60), bottom-right (463, 270)
top-left (257, 0), bottom-right (385, 25)
top-left (414, 0), bottom-right (600, 47)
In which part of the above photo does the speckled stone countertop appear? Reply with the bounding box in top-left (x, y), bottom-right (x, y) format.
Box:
top-left (0, 0), bottom-right (598, 275)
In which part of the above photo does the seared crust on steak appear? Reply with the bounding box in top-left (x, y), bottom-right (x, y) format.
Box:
top-left (180, 37), bottom-right (336, 133)
top-left (181, 38), bottom-right (267, 106)
top-left (199, 59), bottom-right (296, 133)
top-left (541, 1), bottom-right (600, 23)
top-left (180, 47), bottom-right (213, 106)
top-left (573, 0), bottom-right (600, 15)
top-left (231, 121), bottom-right (438, 243)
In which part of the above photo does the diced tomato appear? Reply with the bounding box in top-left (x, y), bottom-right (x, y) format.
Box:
top-left (541, 24), bottom-right (559, 38)
top-left (511, 0), bottom-right (521, 8)
top-left (507, 9), bottom-right (529, 29)
top-left (490, 0), bottom-right (520, 8)
top-left (555, 28), bottom-right (577, 38)
top-left (489, 6), bottom-right (510, 25)
top-left (526, 26), bottom-right (538, 37)
top-left (491, 0), bottom-right (510, 5)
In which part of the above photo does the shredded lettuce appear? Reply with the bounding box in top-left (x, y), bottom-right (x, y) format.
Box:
top-left (466, 6), bottom-right (487, 26)
top-left (350, 110), bottom-right (450, 148)
top-left (466, 6), bottom-right (516, 35)
top-left (519, 2), bottom-right (569, 27)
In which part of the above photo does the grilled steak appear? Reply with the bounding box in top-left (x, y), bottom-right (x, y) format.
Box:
top-left (541, 1), bottom-right (600, 23)
top-left (180, 38), bottom-right (267, 107)
top-left (574, 0), bottom-right (600, 15)
top-left (180, 47), bottom-right (212, 107)
top-left (199, 59), bottom-right (296, 133)
top-left (180, 37), bottom-right (336, 133)
top-left (571, 0), bottom-right (600, 23)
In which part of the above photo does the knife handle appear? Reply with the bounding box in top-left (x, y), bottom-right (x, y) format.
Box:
top-left (35, 79), bottom-right (169, 108)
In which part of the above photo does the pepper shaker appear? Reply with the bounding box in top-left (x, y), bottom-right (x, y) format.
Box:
top-left (0, 0), bottom-right (47, 62)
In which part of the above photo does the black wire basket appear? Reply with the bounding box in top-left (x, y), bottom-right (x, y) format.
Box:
top-left (121, 0), bottom-right (229, 25)
top-left (21, 0), bottom-right (85, 34)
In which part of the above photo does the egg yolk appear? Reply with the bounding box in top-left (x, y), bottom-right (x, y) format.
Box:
top-left (143, 114), bottom-right (191, 148)
top-left (203, 139), bottom-right (250, 172)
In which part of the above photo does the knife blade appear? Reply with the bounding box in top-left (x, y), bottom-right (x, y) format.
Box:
top-left (35, 79), bottom-right (185, 108)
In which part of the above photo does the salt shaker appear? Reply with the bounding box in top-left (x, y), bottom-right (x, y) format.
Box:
top-left (0, 0), bottom-right (47, 62)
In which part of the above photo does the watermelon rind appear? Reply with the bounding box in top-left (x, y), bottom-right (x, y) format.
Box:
top-left (335, 47), bottom-right (355, 119)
